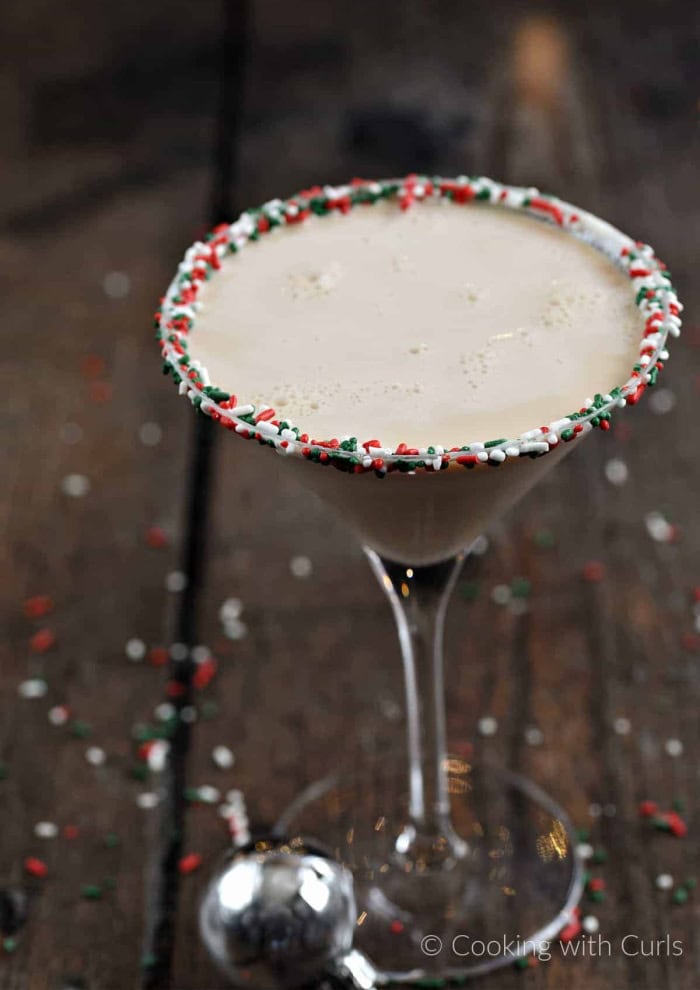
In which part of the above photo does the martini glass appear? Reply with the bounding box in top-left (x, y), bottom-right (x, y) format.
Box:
top-left (157, 176), bottom-right (681, 982)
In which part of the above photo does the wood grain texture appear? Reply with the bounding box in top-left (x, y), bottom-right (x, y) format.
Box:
top-left (0, 1), bottom-right (697, 988)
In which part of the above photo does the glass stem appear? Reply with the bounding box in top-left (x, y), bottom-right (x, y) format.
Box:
top-left (365, 547), bottom-right (468, 869)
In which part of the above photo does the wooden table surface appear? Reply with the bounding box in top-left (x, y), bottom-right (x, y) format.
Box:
top-left (0, 1), bottom-right (698, 988)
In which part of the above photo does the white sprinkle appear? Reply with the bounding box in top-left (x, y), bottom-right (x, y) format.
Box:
top-left (613, 717), bottom-right (632, 735)
top-left (34, 821), bottom-right (59, 839)
top-left (577, 842), bottom-right (594, 861)
top-left (603, 803), bottom-right (617, 817)
top-left (509, 598), bottom-right (529, 616)
top-left (195, 785), bottom-right (220, 804)
top-left (138, 421), bottom-right (163, 446)
top-left (85, 746), bottom-right (106, 767)
top-left (664, 738), bottom-right (684, 757)
top-left (222, 618), bottom-right (247, 641)
top-left (18, 678), bottom-right (48, 699)
top-left (212, 745), bottom-right (235, 770)
top-left (477, 716), bottom-right (498, 737)
top-left (180, 706), bottom-right (198, 723)
top-left (648, 388), bottom-right (676, 415)
top-left (61, 474), bottom-right (91, 498)
top-left (137, 791), bottom-right (160, 810)
top-left (582, 915), bottom-right (600, 934)
top-left (48, 705), bottom-right (69, 726)
top-left (645, 511), bottom-right (674, 543)
top-left (225, 788), bottom-right (246, 808)
top-left (491, 584), bottom-right (511, 606)
top-left (155, 702), bottom-right (176, 721)
top-left (59, 422), bottom-right (83, 445)
top-left (125, 638), bottom-right (146, 662)
top-left (170, 642), bottom-right (189, 662)
top-left (605, 459), bottom-right (629, 486)
top-left (471, 535), bottom-right (489, 556)
top-left (219, 598), bottom-right (243, 622)
top-left (191, 644), bottom-right (211, 664)
top-left (524, 726), bottom-right (544, 747)
top-left (588, 802), bottom-right (602, 819)
top-left (103, 271), bottom-right (131, 299)
top-left (290, 555), bottom-right (313, 579)
top-left (147, 740), bottom-right (170, 772)
top-left (165, 570), bottom-right (188, 593)
top-left (655, 873), bottom-right (674, 890)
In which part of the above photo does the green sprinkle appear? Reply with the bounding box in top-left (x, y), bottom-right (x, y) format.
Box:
top-left (533, 529), bottom-right (556, 549)
top-left (589, 890), bottom-right (606, 903)
top-left (130, 764), bottom-right (150, 782)
top-left (81, 884), bottom-right (103, 900)
top-left (104, 832), bottom-right (120, 849)
top-left (70, 720), bottom-right (92, 739)
top-left (685, 877), bottom-right (697, 890)
top-left (576, 828), bottom-right (591, 842)
top-left (592, 848), bottom-right (608, 865)
top-left (3, 937), bottom-right (17, 953)
top-left (672, 798), bottom-right (685, 813)
top-left (514, 956), bottom-right (530, 970)
top-left (201, 700), bottom-right (219, 720)
top-left (672, 887), bottom-right (689, 905)
top-left (511, 577), bottom-right (532, 599)
top-left (459, 580), bottom-right (480, 602)
top-left (484, 438), bottom-right (507, 448)
top-left (141, 952), bottom-right (158, 969)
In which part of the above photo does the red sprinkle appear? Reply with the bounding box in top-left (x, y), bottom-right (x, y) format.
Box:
top-left (389, 920), bottom-right (404, 934)
top-left (81, 355), bottom-right (106, 379)
top-left (63, 825), bottom-right (80, 840)
top-left (639, 800), bottom-right (658, 818)
top-left (24, 857), bottom-right (49, 878)
top-left (148, 646), bottom-right (169, 667)
top-left (89, 380), bottom-right (113, 404)
top-left (145, 526), bottom-right (169, 549)
top-left (193, 658), bottom-right (217, 690)
top-left (30, 628), bottom-right (56, 653)
top-left (23, 595), bottom-right (54, 619)
top-left (165, 681), bottom-right (186, 699)
top-left (178, 853), bottom-right (203, 875)
top-left (582, 561), bottom-right (606, 583)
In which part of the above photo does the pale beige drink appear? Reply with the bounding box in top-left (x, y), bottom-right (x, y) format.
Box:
top-left (188, 198), bottom-right (642, 562)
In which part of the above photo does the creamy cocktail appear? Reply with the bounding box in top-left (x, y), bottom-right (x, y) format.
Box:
top-left (157, 176), bottom-right (681, 982)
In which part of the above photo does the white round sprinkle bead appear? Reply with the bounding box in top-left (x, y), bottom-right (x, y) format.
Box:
top-left (605, 459), bottom-right (629, 486)
top-left (477, 716), bottom-right (498, 737)
top-left (86, 746), bottom-right (106, 767)
top-left (648, 388), bottom-right (676, 415)
top-left (48, 705), bottom-right (70, 726)
top-left (576, 843), bottom-right (594, 861)
top-left (155, 702), bottom-right (176, 721)
top-left (59, 422), bottom-right (83, 445)
top-left (645, 511), bottom-right (674, 543)
top-left (147, 740), bottom-right (170, 772)
top-left (582, 915), bottom-right (600, 934)
top-left (180, 706), bottom-right (198, 724)
top-left (655, 873), bottom-right (674, 890)
top-left (18, 678), bottom-right (48, 699)
top-left (170, 642), bottom-right (189, 662)
top-left (138, 421), bottom-right (163, 446)
top-left (524, 726), bottom-right (544, 747)
top-left (165, 571), bottom-right (188, 593)
top-left (61, 474), bottom-right (91, 498)
top-left (103, 271), bottom-right (131, 299)
top-left (191, 644), bottom-right (211, 664)
top-left (290, 555), bottom-right (313, 579)
top-left (219, 598), bottom-right (243, 621)
top-left (588, 803), bottom-right (602, 818)
top-left (222, 618), bottom-right (248, 641)
top-left (613, 717), bottom-right (632, 735)
top-left (196, 785), bottom-right (221, 804)
top-left (491, 585), bottom-right (511, 606)
top-left (212, 745), bottom-right (235, 770)
top-left (125, 638), bottom-right (146, 662)
top-left (664, 738), bottom-right (684, 757)
top-left (34, 821), bottom-right (59, 839)
top-left (137, 792), bottom-right (160, 810)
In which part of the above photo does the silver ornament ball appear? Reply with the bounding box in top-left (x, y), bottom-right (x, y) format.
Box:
top-left (199, 837), bottom-right (356, 989)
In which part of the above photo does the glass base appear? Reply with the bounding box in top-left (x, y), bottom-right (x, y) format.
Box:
top-left (276, 758), bottom-right (584, 983)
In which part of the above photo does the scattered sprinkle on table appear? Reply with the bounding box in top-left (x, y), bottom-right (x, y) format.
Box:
top-left (613, 717), bottom-right (632, 735)
top-left (85, 747), bottom-right (106, 767)
top-left (648, 388), bottom-right (676, 415)
top-left (212, 745), bottom-right (235, 770)
top-left (137, 792), bottom-right (160, 810)
top-left (165, 570), bottom-right (187, 593)
top-left (491, 585), bottom-right (511, 606)
top-left (102, 271), bottom-right (131, 299)
top-left (582, 915), bottom-right (600, 934)
top-left (170, 642), bottom-right (188, 662)
top-left (477, 716), bottom-right (498, 737)
top-left (29, 628), bottom-right (56, 653)
top-left (18, 678), bottom-right (48, 699)
top-left (145, 526), bottom-right (169, 549)
top-left (645, 511), bottom-right (677, 543)
top-left (524, 726), bottom-right (544, 747)
top-left (34, 821), bottom-right (59, 839)
top-left (178, 853), bottom-right (203, 875)
top-left (24, 857), bottom-right (49, 878)
top-left (23, 595), bottom-right (54, 619)
top-left (61, 474), bottom-right (91, 498)
top-left (138, 421), bottom-right (163, 446)
top-left (582, 560), bottom-right (606, 583)
top-left (664, 738), bottom-right (684, 757)
top-left (125, 638), bottom-right (146, 661)
top-left (59, 422), bottom-right (83, 445)
top-left (290, 555), bottom-right (313, 579)
top-left (605, 458), bottom-right (629, 485)
top-left (48, 704), bottom-right (70, 726)
top-left (656, 873), bottom-right (674, 890)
